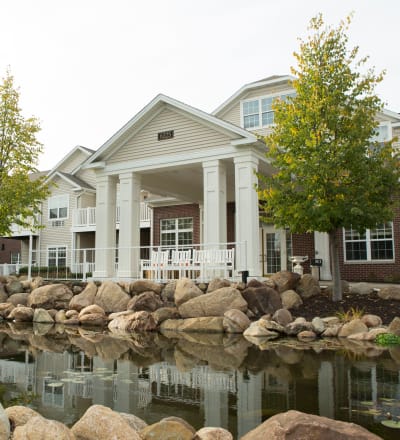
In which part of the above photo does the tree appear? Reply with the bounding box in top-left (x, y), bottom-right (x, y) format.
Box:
top-left (258, 15), bottom-right (400, 301)
top-left (0, 70), bottom-right (50, 236)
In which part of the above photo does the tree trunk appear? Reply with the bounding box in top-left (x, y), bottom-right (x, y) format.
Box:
top-left (328, 229), bottom-right (342, 301)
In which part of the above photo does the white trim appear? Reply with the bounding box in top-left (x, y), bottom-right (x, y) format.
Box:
top-left (48, 194), bottom-right (69, 221)
top-left (213, 75), bottom-right (295, 116)
top-left (47, 245), bottom-right (68, 267)
top-left (47, 146), bottom-right (93, 176)
top-left (45, 171), bottom-right (88, 190)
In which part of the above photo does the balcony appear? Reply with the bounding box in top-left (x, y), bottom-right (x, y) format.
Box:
top-left (9, 217), bottom-right (38, 237)
top-left (72, 202), bottom-right (152, 231)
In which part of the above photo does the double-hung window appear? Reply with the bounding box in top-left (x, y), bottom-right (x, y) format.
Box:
top-left (48, 195), bottom-right (69, 220)
top-left (242, 92), bottom-right (296, 129)
top-left (160, 218), bottom-right (193, 249)
top-left (344, 223), bottom-right (394, 262)
top-left (48, 246), bottom-right (67, 267)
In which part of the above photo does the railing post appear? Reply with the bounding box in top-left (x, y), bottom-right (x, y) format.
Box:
top-left (28, 233), bottom-right (33, 281)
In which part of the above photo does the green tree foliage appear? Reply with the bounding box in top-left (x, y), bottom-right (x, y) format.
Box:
top-left (0, 71), bottom-right (50, 235)
top-left (258, 15), bottom-right (400, 301)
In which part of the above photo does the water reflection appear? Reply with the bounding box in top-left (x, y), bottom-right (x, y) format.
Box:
top-left (0, 322), bottom-right (399, 439)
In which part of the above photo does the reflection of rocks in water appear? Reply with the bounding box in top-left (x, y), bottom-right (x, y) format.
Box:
top-left (389, 346), bottom-right (400, 364)
top-left (175, 345), bottom-right (199, 371)
top-left (274, 345), bottom-right (304, 365)
top-left (29, 332), bottom-right (71, 353)
top-left (33, 323), bottom-right (54, 336)
top-left (299, 352), bottom-right (320, 379)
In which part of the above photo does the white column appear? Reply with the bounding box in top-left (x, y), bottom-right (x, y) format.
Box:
top-left (202, 160), bottom-right (227, 246)
top-left (94, 175), bottom-right (117, 279)
top-left (234, 155), bottom-right (260, 276)
top-left (314, 232), bottom-right (332, 280)
top-left (118, 172), bottom-right (141, 278)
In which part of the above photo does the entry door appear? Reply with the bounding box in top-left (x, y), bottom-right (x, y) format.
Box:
top-left (261, 226), bottom-right (292, 275)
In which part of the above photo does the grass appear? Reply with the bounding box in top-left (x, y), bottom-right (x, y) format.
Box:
top-left (336, 307), bottom-right (365, 322)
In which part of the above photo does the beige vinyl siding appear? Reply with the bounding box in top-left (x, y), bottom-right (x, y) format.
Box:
top-left (393, 126), bottom-right (400, 149)
top-left (75, 168), bottom-right (97, 187)
top-left (107, 107), bottom-right (234, 164)
top-left (217, 83), bottom-right (295, 128)
top-left (79, 192), bottom-right (96, 209)
top-left (57, 150), bottom-right (89, 174)
top-left (38, 177), bottom-right (74, 266)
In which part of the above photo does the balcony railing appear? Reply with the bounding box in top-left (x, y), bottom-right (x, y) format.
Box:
top-left (72, 202), bottom-right (152, 229)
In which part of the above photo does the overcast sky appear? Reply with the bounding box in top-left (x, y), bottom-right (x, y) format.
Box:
top-left (1, 0), bottom-right (399, 171)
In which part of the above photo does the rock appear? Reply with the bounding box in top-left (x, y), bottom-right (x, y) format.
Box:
top-left (161, 281), bottom-right (177, 302)
top-left (242, 286), bottom-right (282, 317)
top-left (0, 287), bottom-right (8, 303)
top-left (8, 306), bottom-right (34, 322)
top-left (127, 291), bottom-right (163, 312)
top-left (13, 415), bottom-right (75, 440)
top-left (108, 311), bottom-right (157, 332)
top-left (260, 318), bottom-right (285, 333)
top-left (162, 417), bottom-right (196, 435)
top-left (240, 409), bottom-right (382, 440)
top-left (0, 302), bottom-right (14, 318)
top-left (69, 282), bottom-right (97, 311)
top-left (378, 285), bottom-right (400, 300)
top-left (54, 310), bottom-right (67, 323)
top-left (361, 314), bottom-right (382, 328)
top-left (174, 278), bottom-right (203, 307)
top-left (118, 412), bottom-right (147, 431)
top-left (223, 309), bottom-right (251, 333)
top-left (140, 419), bottom-right (194, 440)
top-left (152, 307), bottom-right (180, 324)
top-left (270, 271), bottom-right (301, 293)
top-left (272, 309), bottom-right (293, 326)
top-left (6, 279), bottom-right (24, 295)
top-left (243, 321), bottom-right (280, 339)
top-left (311, 317), bottom-right (325, 334)
top-left (348, 327), bottom-right (388, 341)
top-left (296, 274), bottom-right (321, 298)
top-left (79, 313), bottom-right (107, 326)
top-left (33, 308), bottom-right (55, 323)
top-left (28, 284), bottom-right (73, 309)
top-left (285, 320), bottom-right (312, 336)
top-left (78, 304), bottom-right (105, 318)
top-left (160, 317), bottom-right (225, 333)
top-left (350, 282), bottom-right (374, 295)
top-left (7, 292), bottom-right (30, 306)
top-left (325, 280), bottom-right (350, 297)
top-left (388, 317), bottom-right (400, 336)
top-left (297, 330), bottom-right (317, 341)
top-left (72, 285), bottom-right (83, 294)
top-left (195, 427), bottom-right (233, 439)
top-left (207, 278), bottom-right (231, 293)
top-left (71, 405), bottom-right (141, 440)
top-left (281, 290), bottom-right (303, 309)
top-left (5, 405), bottom-right (41, 428)
top-left (338, 319), bottom-right (369, 338)
top-left (94, 281), bottom-right (130, 313)
top-left (322, 325), bottom-right (341, 337)
top-left (322, 316), bottom-right (341, 326)
top-left (66, 310), bottom-right (79, 319)
top-left (30, 277), bottom-right (44, 290)
top-left (130, 279), bottom-right (162, 295)
top-left (178, 287), bottom-right (247, 318)
top-left (64, 318), bottom-right (80, 326)
top-left (0, 402), bottom-right (10, 440)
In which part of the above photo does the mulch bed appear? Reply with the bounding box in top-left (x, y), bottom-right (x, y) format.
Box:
top-left (290, 291), bottom-right (400, 325)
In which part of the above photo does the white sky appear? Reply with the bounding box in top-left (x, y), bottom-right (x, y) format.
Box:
top-left (1, 0), bottom-right (399, 171)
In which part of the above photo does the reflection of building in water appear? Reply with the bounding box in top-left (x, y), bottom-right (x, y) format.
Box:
top-left (1, 348), bottom-right (400, 437)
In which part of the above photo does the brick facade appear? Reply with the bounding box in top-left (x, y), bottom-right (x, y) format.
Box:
top-left (0, 238), bottom-right (21, 264)
top-left (292, 233), bottom-right (315, 274)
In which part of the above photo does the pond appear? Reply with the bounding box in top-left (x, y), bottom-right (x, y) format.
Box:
top-left (0, 322), bottom-right (399, 439)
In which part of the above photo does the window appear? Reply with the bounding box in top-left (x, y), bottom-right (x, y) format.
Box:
top-left (344, 223), bottom-right (394, 261)
top-left (242, 92), bottom-right (295, 129)
top-left (160, 218), bottom-right (193, 248)
top-left (48, 195), bottom-right (69, 220)
top-left (372, 123), bottom-right (391, 143)
top-left (48, 246), bottom-right (67, 267)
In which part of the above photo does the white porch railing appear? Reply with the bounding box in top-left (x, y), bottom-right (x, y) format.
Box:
top-left (0, 263), bottom-right (21, 276)
top-left (19, 242), bottom-right (246, 282)
top-left (72, 202), bottom-right (152, 229)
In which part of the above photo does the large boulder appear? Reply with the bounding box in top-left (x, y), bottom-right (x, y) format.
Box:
top-left (152, 307), bottom-right (180, 324)
top-left (140, 419), bottom-right (194, 440)
top-left (5, 279), bottom-right (24, 295)
top-left (178, 287), bottom-right (247, 318)
top-left (28, 284), bottom-right (73, 309)
top-left (174, 278), bottom-right (203, 307)
top-left (130, 279), bottom-right (162, 295)
top-left (108, 311), bottom-right (157, 332)
top-left (350, 282), bottom-right (374, 295)
top-left (296, 274), bottom-right (321, 298)
top-left (0, 402), bottom-right (10, 440)
top-left (7, 292), bottom-right (30, 306)
top-left (79, 313), bottom-right (107, 327)
top-left (5, 405), bottom-right (41, 429)
top-left (270, 271), bottom-right (301, 293)
top-left (207, 278), bottom-right (231, 293)
top-left (243, 321), bottom-right (280, 339)
top-left (161, 281), bottom-right (177, 303)
top-left (8, 306), bottom-right (34, 322)
top-left (195, 427), bottom-right (233, 440)
top-left (388, 317), bottom-right (400, 336)
top-left (272, 309), bottom-right (293, 327)
top-left (281, 290), bottom-right (303, 309)
top-left (13, 415), bottom-right (75, 440)
top-left (223, 309), bottom-right (251, 333)
top-left (127, 291), bottom-right (163, 312)
top-left (33, 308), bottom-right (55, 323)
top-left (240, 410), bottom-right (381, 440)
top-left (78, 304), bottom-right (105, 318)
top-left (242, 286), bottom-right (282, 317)
top-left (0, 302), bottom-right (14, 318)
top-left (94, 281), bottom-right (130, 313)
top-left (378, 285), bottom-right (400, 300)
top-left (338, 319), bottom-right (369, 338)
top-left (71, 405), bottom-right (141, 440)
top-left (69, 282), bottom-right (97, 311)
top-left (0, 286), bottom-right (8, 303)
top-left (160, 317), bottom-right (225, 333)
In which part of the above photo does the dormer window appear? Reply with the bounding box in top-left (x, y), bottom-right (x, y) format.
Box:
top-left (242, 92), bottom-right (295, 129)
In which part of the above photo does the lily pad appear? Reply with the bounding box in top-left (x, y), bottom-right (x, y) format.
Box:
top-left (381, 420), bottom-right (400, 428)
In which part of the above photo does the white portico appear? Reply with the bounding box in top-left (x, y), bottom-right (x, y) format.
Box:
top-left (84, 94), bottom-right (273, 279)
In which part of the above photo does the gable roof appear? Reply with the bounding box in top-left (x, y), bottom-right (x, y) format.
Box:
top-left (49, 145), bottom-right (94, 176)
top-left (84, 94), bottom-right (258, 166)
top-left (46, 171), bottom-right (95, 191)
top-left (213, 75), bottom-right (295, 116)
